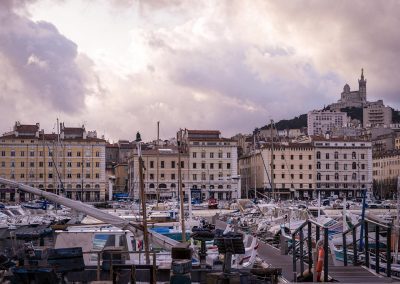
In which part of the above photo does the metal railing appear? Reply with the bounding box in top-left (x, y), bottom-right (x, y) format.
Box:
top-left (291, 219), bottom-right (329, 282)
top-left (342, 218), bottom-right (392, 277)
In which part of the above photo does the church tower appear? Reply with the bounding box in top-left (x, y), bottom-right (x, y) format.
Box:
top-left (358, 68), bottom-right (367, 103)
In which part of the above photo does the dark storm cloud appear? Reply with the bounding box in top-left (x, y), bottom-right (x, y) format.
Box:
top-left (0, 1), bottom-right (86, 113)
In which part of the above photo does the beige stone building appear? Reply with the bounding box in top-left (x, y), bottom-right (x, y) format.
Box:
top-left (373, 154), bottom-right (400, 182)
top-left (260, 143), bottom-right (315, 199)
top-left (0, 122), bottom-right (106, 202)
top-left (184, 130), bottom-right (240, 201)
top-left (238, 152), bottom-right (265, 198)
top-left (128, 146), bottom-right (189, 201)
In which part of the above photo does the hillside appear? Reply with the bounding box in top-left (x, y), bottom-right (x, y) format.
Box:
top-left (260, 107), bottom-right (400, 131)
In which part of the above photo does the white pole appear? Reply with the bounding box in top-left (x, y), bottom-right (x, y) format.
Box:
top-left (188, 186), bottom-right (193, 228)
top-left (318, 191), bottom-right (321, 218)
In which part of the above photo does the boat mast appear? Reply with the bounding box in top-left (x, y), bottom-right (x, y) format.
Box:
top-left (270, 120), bottom-right (275, 200)
top-left (136, 132), bottom-right (150, 264)
top-left (156, 121), bottom-right (160, 206)
top-left (177, 129), bottom-right (186, 242)
top-left (254, 132), bottom-right (257, 199)
top-left (395, 176), bottom-right (400, 263)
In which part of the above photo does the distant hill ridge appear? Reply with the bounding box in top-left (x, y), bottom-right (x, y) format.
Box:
top-left (261, 107), bottom-right (400, 131)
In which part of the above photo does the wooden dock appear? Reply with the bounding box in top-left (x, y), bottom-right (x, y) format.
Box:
top-left (215, 220), bottom-right (393, 283)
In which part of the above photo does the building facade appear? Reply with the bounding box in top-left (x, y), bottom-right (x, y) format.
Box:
top-left (307, 110), bottom-right (348, 136)
top-left (363, 100), bottom-right (392, 128)
top-left (128, 146), bottom-right (189, 201)
top-left (183, 130), bottom-right (240, 201)
top-left (372, 153), bottom-right (400, 198)
top-left (313, 137), bottom-right (372, 198)
top-left (260, 143), bottom-right (315, 199)
top-left (0, 122), bottom-right (107, 202)
top-left (238, 152), bottom-right (264, 198)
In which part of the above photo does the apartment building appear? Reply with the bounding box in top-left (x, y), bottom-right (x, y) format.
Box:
top-left (260, 143), bottom-right (315, 199)
top-left (128, 146), bottom-right (189, 201)
top-left (363, 100), bottom-right (392, 128)
top-left (313, 137), bottom-right (372, 198)
top-left (372, 152), bottom-right (400, 198)
top-left (0, 122), bottom-right (106, 202)
top-left (183, 130), bottom-right (240, 201)
top-left (238, 152), bottom-right (264, 198)
top-left (307, 110), bottom-right (348, 136)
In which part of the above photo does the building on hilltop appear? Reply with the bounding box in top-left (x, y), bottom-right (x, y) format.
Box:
top-left (307, 110), bottom-right (349, 136)
top-left (0, 121), bottom-right (106, 202)
top-left (330, 69), bottom-right (367, 111)
top-left (363, 100), bottom-right (392, 128)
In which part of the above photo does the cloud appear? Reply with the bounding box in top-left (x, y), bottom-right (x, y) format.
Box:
top-left (1, 0), bottom-right (400, 141)
top-left (0, 0), bottom-right (88, 114)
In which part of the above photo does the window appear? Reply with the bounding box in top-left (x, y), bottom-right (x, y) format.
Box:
top-left (150, 174), bottom-right (154, 180)
top-left (290, 155), bottom-right (294, 160)
top-left (334, 151), bottom-right (338, 159)
top-left (201, 163), bottom-right (205, 169)
top-left (48, 173), bottom-right (53, 179)
top-left (30, 162), bottom-right (34, 167)
top-left (180, 161), bottom-right (184, 168)
top-left (210, 163), bottom-right (214, 169)
top-left (67, 151), bottom-right (72, 157)
top-left (326, 175), bottom-right (330, 181)
top-left (290, 165), bottom-right (294, 170)
top-left (352, 162), bottom-right (357, 170)
top-left (49, 151), bottom-right (53, 157)
top-left (309, 174), bottom-right (312, 179)
top-left (299, 174), bottom-right (303, 179)
top-left (150, 161), bottom-right (154, 168)
top-left (201, 173), bottom-right (206, 180)
top-left (1, 161), bottom-right (4, 167)
top-left (86, 162), bottom-right (90, 167)
top-left (218, 152), bottom-right (223, 158)
top-left (96, 162), bottom-right (100, 167)
top-left (39, 161), bottom-right (43, 167)
top-left (326, 163), bottom-right (330, 170)
top-left (334, 162), bottom-right (339, 170)
top-left (171, 161), bottom-right (176, 168)
top-left (39, 173), bottom-right (43, 179)
top-left (291, 174), bottom-right (294, 179)
top-left (20, 162), bottom-right (25, 167)
top-left (361, 164), bottom-right (365, 170)
top-left (308, 165), bottom-right (312, 170)
top-left (325, 153), bottom-right (329, 159)
top-left (352, 152), bottom-right (356, 159)
top-left (317, 173), bottom-right (321, 181)
top-left (361, 154), bottom-right (365, 159)
top-left (299, 164), bottom-right (303, 170)
top-left (160, 173), bottom-right (165, 178)
top-left (227, 153), bottom-right (231, 158)
top-left (20, 151), bottom-right (25, 157)
top-left (95, 173), bottom-right (100, 179)
top-left (227, 163), bottom-right (231, 169)
top-left (193, 163), bottom-right (197, 169)
top-left (77, 162), bottom-right (81, 167)
top-left (344, 175), bottom-right (347, 181)
top-left (77, 173), bottom-right (81, 179)
top-left (86, 173), bottom-right (90, 178)
top-left (299, 155), bottom-right (303, 160)
top-left (308, 155), bottom-right (312, 160)
top-left (11, 161), bottom-right (15, 168)
top-left (344, 153), bottom-right (347, 159)
top-left (210, 174), bottom-right (214, 180)
top-left (352, 173), bottom-right (357, 180)
top-left (171, 174), bottom-right (176, 180)
top-left (160, 161), bottom-right (165, 168)
top-left (30, 151), bottom-right (34, 157)
top-left (316, 151), bottom-right (321, 159)
top-left (11, 151), bottom-right (15, 157)
top-left (201, 152), bottom-right (206, 158)
top-left (281, 155), bottom-right (284, 160)
top-left (281, 174), bottom-right (285, 178)
top-left (192, 152), bottom-right (197, 158)
top-left (210, 152), bottom-right (214, 158)
top-left (20, 173), bottom-right (25, 178)
top-left (218, 162), bottom-right (222, 169)
top-left (335, 173), bottom-right (339, 180)
top-left (193, 174), bottom-right (197, 181)
top-left (95, 151), bottom-right (100, 157)
top-left (67, 173), bottom-right (72, 178)
top-left (77, 151), bottom-right (81, 157)
top-left (281, 165), bottom-right (285, 169)
top-left (1, 151), bottom-right (5, 156)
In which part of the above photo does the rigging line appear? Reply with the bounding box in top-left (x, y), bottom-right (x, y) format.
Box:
top-left (253, 130), bottom-right (272, 192)
top-left (272, 121), bottom-right (295, 189)
top-left (45, 140), bottom-right (65, 195)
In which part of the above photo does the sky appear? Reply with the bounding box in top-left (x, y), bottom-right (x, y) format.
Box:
top-left (1, 0), bottom-right (400, 142)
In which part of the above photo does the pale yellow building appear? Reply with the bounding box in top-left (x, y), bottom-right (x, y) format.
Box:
top-left (0, 122), bottom-right (106, 202)
top-left (128, 146), bottom-right (189, 200)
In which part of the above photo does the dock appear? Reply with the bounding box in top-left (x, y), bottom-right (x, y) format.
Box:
top-left (215, 220), bottom-right (393, 283)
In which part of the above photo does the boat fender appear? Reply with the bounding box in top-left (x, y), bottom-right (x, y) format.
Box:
top-left (316, 247), bottom-right (324, 281)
